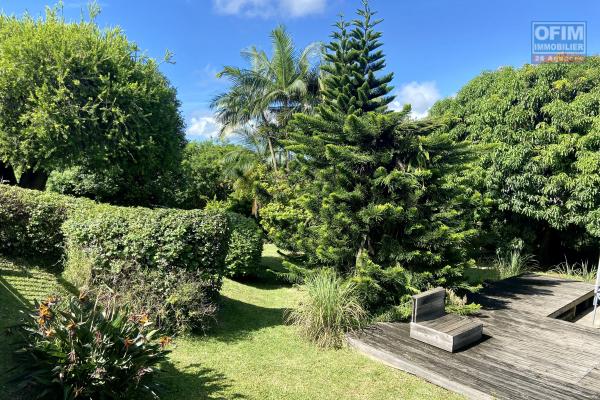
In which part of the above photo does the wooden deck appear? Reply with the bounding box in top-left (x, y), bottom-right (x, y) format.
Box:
top-left (348, 274), bottom-right (600, 400)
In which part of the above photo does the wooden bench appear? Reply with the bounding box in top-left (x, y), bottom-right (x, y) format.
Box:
top-left (409, 287), bottom-right (483, 352)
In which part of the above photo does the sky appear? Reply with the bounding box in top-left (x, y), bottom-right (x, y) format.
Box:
top-left (1, 0), bottom-right (599, 140)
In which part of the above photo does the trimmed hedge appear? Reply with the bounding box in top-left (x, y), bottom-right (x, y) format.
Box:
top-left (63, 204), bottom-right (229, 276)
top-left (225, 212), bottom-right (263, 278)
top-left (0, 185), bottom-right (77, 263)
top-left (0, 184), bottom-right (232, 333)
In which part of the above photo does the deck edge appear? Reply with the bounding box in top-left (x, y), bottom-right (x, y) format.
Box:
top-left (347, 335), bottom-right (493, 400)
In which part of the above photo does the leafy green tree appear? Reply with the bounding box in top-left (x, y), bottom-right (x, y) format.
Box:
top-left (431, 57), bottom-right (600, 264)
top-left (176, 141), bottom-right (238, 209)
top-left (0, 7), bottom-right (185, 205)
top-left (211, 25), bottom-right (321, 171)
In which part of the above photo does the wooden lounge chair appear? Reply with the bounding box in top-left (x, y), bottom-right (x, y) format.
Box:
top-left (409, 287), bottom-right (483, 352)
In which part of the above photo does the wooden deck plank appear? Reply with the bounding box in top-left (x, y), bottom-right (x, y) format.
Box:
top-left (348, 274), bottom-right (600, 399)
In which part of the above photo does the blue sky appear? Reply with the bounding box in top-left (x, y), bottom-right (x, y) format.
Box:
top-left (1, 0), bottom-right (599, 140)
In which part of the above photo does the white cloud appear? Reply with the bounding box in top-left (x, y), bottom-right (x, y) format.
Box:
top-left (390, 81), bottom-right (441, 119)
top-left (186, 115), bottom-right (221, 141)
top-left (213, 0), bottom-right (326, 18)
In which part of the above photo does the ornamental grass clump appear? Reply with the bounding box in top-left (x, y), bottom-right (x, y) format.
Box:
top-left (13, 292), bottom-right (171, 400)
top-left (493, 250), bottom-right (537, 280)
top-left (286, 269), bottom-right (367, 349)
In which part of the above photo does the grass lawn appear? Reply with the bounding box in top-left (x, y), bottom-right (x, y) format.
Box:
top-left (0, 247), bottom-right (462, 400)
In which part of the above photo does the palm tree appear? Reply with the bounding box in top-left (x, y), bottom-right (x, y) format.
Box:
top-left (221, 126), bottom-right (271, 217)
top-left (211, 25), bottom-right (321, 171)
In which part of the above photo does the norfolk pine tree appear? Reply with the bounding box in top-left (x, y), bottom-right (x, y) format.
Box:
top-left (266, 1), bottom-right (477, 311)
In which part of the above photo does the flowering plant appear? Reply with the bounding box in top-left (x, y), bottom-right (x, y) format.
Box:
top-left (13, 291), bottom-right (171, 399)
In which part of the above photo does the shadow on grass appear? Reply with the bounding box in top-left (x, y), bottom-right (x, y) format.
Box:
top-left (212, 295), bottom-right (289, 343)
top-left (0, 277), bottom-right (30, 400)
top-left (158, 363), bottom-right (247, 400)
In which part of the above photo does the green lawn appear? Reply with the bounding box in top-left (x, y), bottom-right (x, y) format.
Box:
top-left (0, 249), bottom-right (462, 400)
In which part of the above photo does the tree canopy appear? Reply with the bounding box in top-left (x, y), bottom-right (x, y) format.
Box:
top-left (0, 8), bottom-right (185, 205)
top-left (320, 0), bottom-right (394, 115)
top-left (211, 25), bottom-right (321, 171)
top-left (431, 57), bottom-right (600, 262)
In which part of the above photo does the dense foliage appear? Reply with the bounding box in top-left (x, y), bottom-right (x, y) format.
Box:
top-left (0, 8), bottom-right (185, 205)
top-left (260, 2), bottom-right (477, 315)
top-left (63, 204), bottom-right (230, 275)
top-left (0, 185), bottom-right (76, 263)
top-left (62, 202), bottom-right (230, 333)
top-left (431, 57), bottom-right (600, 263)
top-left (14, 294), bottom-right (170, 399)
top-left (0, 185), bottom-right (234, 332)
top-left (223, 212), bottom-right (264, 278)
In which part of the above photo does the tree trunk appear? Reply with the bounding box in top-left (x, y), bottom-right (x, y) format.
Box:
top-left (19, 168), bottom-right (49, 190)
top-left (0, 161), bottom-right (16, 185)
top-left (267, 136), bottom-right (278, 172)
top-left (251, 197), bottom-right (259, 218)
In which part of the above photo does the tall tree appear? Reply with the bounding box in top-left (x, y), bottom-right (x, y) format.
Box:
top-left (320, 0), bottom-right (394, 116)
top-left (211, 26), bottom-right (321, 171)
top-left (0, 7), bottom-right (185, 204)
top-left (261, 0), bottom-right (477, 306)
top-left (431, 56), bottom-right (600, 264)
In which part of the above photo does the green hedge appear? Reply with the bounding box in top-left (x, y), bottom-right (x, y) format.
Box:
top-left (63, 204), bottom-right (229, 275)
top-left (0, 185), bottom-right (77, 263)
top-left (225, 212), bottom-right (263, 277)
top-left (0, 184), bottom-right (232, 333)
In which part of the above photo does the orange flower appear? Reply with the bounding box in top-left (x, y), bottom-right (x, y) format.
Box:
top-left (138, 313), bottom-right (149, 325)
top-left (37, 303), bottom-right (53, 326)
top-left (159, 336), bottom-right (172, 349)
top-left (43, 328), bottom-right (55, 337)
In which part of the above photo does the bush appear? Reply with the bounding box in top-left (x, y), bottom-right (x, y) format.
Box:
top-left (205, 202), bottom-right (264, 278)
top-left (224, 213), bottom-right (263, 278)
top-left (0, 185), bottom-right (77, 262)
top-left (0, 185), bottom-right (233, 333)
top-left (94, 265), bottom-right (219, 334)
top-left (62, 203), bottom-right (230, 333)
top-left (62, 204), bottom-right (230, 276)
top-left (445, 289), bottom-right (481, 316)
top-left (286, 269), bottom-right (367, 348)
top-left (13, 294), bottom-right (170, 399)
top-left (493, 251), bottom-right (537, 280)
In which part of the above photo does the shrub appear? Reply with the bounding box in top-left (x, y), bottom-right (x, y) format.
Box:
top-left (62, 204), bottom-right (230, 276)
top-left (94, 265), bottom-right (219, 334)
top-left (13, 294), bottom-right (170, 399)
top-left (286, 269), bottom-right (367, 348)
top-left (62, 204), bottom-right (230, 333)
top-left (205, 202), bottom-right (264, 278)
top-left (0, 185), bottom-right (233, 333)
top-left (224, 213), bottom-right (263, 278)
top-left (445, 288), bottom-right (481, 316)
top-left (0, 185), bottom-right (77, 262)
